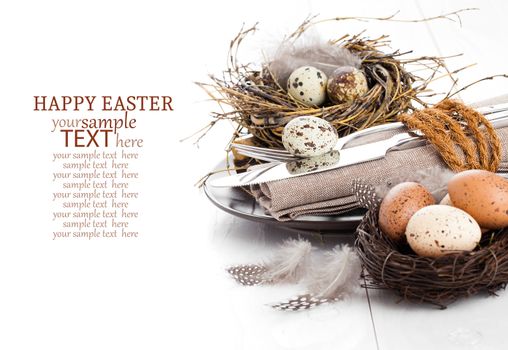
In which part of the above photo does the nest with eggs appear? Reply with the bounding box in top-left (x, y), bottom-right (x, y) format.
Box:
top-left (197, 16), bottom-right (453, 153)
top-left (354, 182), bottom-right (508, 308)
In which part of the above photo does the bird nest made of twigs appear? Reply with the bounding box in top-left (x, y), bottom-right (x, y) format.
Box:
top-left (354, 183), bottom-right (508, 308)
top-left (198, 16), bottom-right (455, 150)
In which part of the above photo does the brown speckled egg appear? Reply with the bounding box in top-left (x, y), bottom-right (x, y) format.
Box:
top-left (326, 66), bottom-right (368, 104)
top-left (405, 205), bottom-right (481, 258)
top-left (448, 170), bottom-right (508, 229)
top-left (378, 182), bottom-right (435, 241)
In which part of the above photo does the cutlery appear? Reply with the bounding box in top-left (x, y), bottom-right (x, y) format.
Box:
top-left (232, 104), bottom-right (508, 163)
top-left (210, 112), bottom-right (508, 188)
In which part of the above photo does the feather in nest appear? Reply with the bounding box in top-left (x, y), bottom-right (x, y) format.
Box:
top-left (265, 32), bottom-right (362, 88)
top-left (374, 166), bottom-right (454, 203)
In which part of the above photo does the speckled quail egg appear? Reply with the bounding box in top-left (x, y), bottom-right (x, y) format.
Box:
top-left (282, 116), bottom-right (338, 157)
top-left (287, 66), bottom-right (328, 106)
top-left (405, 205), bottom-right (481, 258)
top-left (286, 150), bottom-right (340, 175)
top-left (327, 66), bottom-right (368, 104)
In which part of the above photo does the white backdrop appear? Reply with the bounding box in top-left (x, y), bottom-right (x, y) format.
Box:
top-left (1, 0), bottom-right (507, 349)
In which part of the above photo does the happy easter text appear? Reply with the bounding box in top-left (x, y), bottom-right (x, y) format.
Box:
top-left (35, 95), bottom-right (173, 148)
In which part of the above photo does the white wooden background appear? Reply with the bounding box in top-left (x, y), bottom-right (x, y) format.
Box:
top-left (190, 1), bottom-right (508, 350)
top-left (1, 0), bottom-right (508, 349)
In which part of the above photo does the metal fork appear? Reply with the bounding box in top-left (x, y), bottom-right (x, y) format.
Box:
top-left (216, 113), bottom-right (508, 187)
top-left (232, 105), bottom-right (508, 163)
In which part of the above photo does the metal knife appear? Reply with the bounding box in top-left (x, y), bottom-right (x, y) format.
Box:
top-left (210, 132), bottom-right (420, 187)
top-left (210, 112), bottom-right (508, 188)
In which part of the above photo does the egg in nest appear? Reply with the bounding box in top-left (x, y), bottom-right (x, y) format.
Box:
top-left (378, 182), bottom-right (436, 242)
top-left (287, 66), bottom-right (328, 106)
top-left (405, 205), bottom-right (481, 258)
top-left (448, 169), bottom-right (508, 230)
top-left (327, 66), bottom-right (368, 104)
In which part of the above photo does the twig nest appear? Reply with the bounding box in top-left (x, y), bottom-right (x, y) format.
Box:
top-left (405, 205), bottom-right (482, 258)
top-left (353, 181), bottom-right (508, 307)
top-left (282, 116), bottom-right (338, 157)
top-left (200, 23), bottom-right (448, 149)
top-left (287, 66), bottom-right (328, 106)
top-left (327, 66), bottom-right (368, 104)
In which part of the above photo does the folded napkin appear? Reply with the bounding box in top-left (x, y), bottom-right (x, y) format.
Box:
top-left (251, 126), bottom-right (508, 221)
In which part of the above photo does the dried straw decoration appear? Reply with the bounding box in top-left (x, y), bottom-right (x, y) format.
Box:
top-left (398, 99), bottom-right (501, 172)
top-left (197, 13), bottom-right (469, 150)
top-left (354, 182), bottom-right (508, 308)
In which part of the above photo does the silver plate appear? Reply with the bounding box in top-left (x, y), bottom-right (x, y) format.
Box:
top-left (203, 164), bottom-right (365, 234)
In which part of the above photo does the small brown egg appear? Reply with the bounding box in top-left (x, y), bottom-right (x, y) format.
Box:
top-left (378, 182), bottom-right (436, 241)
top-left (326, 66), bottom-right (368, 104)
top-left (448, 170), bottom-right (508, 230)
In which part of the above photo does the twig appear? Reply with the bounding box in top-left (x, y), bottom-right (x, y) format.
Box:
top-left (307, 8), bottom-right (478, 31)
top-left (447, 74), bottom-right (508, 99)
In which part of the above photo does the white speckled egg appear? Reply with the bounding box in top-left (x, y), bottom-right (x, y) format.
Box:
top-left (405, 205), bottom-right (481, 258)
top-left (286, 150), bottom-right (340, 175)
top-left (287, 66), bottom-right (328, 106)
top-left (282, 116), bottom-right (338, 157)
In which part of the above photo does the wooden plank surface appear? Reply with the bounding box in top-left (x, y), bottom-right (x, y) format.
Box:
top-left (205, 1), bottom-right (508, 349)
top-left (1, 0), bottom-right (506, 349)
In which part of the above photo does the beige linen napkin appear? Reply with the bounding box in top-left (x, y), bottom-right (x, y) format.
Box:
top-left (251, 126), bottom-right (508, 221)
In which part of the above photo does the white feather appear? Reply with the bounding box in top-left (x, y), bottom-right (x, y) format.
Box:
top-left (308, 244), bottom-right (362, 299)
top-left (265, 31), bottom-right (362, 88)
top-left (263, 238), bottom-right (312, 284)
top-left (374, 166), bottom-right (454, 202)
